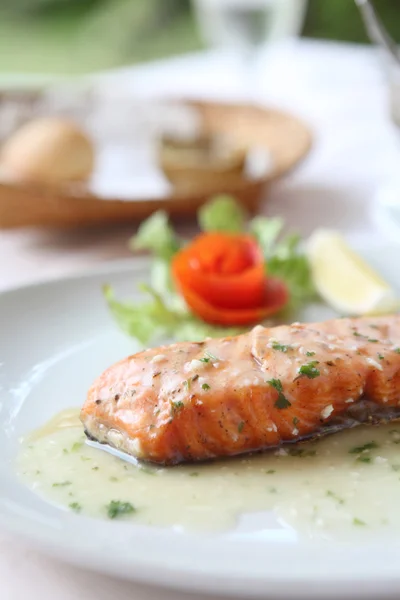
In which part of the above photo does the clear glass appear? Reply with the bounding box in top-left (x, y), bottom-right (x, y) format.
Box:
top-left (354, 0), bottom-right (400, 238)
top-left (192, 0), bottom-right (308, 99)
top-left (193, 0), bottom-right (308, 51)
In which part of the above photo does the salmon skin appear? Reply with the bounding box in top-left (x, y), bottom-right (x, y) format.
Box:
top-left (81, 316), bottom-right (400, 465)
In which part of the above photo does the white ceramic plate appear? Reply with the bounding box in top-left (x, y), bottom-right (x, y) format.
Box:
top-left (2, 246), bottom-right (400, 600)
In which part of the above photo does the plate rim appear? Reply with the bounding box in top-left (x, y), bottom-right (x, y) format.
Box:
top-left (2, 249), bottom-right (400, 598)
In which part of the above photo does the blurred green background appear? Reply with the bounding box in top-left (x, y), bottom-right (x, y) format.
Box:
top-left (0, 0), bottom-right (398, 74)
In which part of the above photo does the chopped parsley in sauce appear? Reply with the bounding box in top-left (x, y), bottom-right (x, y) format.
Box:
top-left (378, 353), bottom-right (384, 360)
top-left (171, 400), bottom-right (184, 415)
top-left (69, 502), bottom-right (82, 513)
top-left (202, 383), bottom-right (211, 391)
top-left (71, 442), bottom-right (83, 452)
top-left (353, 517), bottom-right (366, 526)
top-left (238, 421), bottom-right (245, 433)
top-left (357, 456), bottom-right (371, 464)
top-left (288, 448), bottom-right (316, 458)
top-left (298, 361), bottom-right (320, 379)
top-left (200, 351), bottom-right (219, 363)
top-left (52, 481), bottom-right (72, 487)
top-left (293, 416), bottom-right (299, 426)
top-left (326, 490), bottom-right (344, 504)
top-left (271, 342), bottom-right (291, 353)
top-left (106, 500), bottom-right (136, 519)
top-left (306, 351), bottom-right (316, 357)
top-left (349, 441), bottom-right (379, 454)
top-left (266, 469), bottom-right (276, 474)
top-left (267, 379), bottom-right (291, 409)
top-left (368, 338), bottom-right (379, 343)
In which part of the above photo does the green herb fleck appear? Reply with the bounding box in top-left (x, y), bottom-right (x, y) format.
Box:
top-left (62, 448), bottom-right (69, 455)
top-left (149, 424), bottom-right (155, 430)
top-left (298, 361), bottom-right (320, 379)
top-left (306, 351), bottom-right (315, 357)
top-left (171, 400), bottom-right (184, 415)
top-left (190, 472), bottom-right (199, 477)
top-left (52, 481), bottom-right (72, 487)
top-left (395, 348), bottom-right (400, 354)
top-left (139, 466), bottom-right (156, 475)
top-left (106, 500), bottom-right (136, 519)
top-left (368, 338), bottom-right (379, 343)
top-left (80, 456), bottom-right (91, 462)
top-left (353, 331), bottom-right (364, 337)
top-left (110, 476), bottom-right (119, 482)
top-left (238, 421), bottom-right (245, 433)
top-left (357, 456), bottom-right (372, 464)
top-left (266, 469), bottom-right (276, 474)
top-left (267, 378), bottom-right (291, 409)
top-left (353, 518), bottom-right (366, 526)
top-left (202, 383), bottom-right (211, 391)
top-left (326, 490), bottom-right (344, 504)
top-left (71, 442), bottom-right (83, 452)
top-left (288, 448), bottom-right (316, 458)
top-left (349, 441), bottom-right (379, 454)
top-left (392, 465), bottom-right (400, 472)
top-left (271, 342), bottom-right (291, 353)
top-left (69, 502), bottom-right (82, 513)
top-left (378, 353), bottom-right (384, 360)
top-left (92, 466), bottom-right (99, 471)
top-left (293, 416), bottom-right (299, 426)
top-left (183, 379), bottom-right (191, 390)
top-left (200, 351), bottom-right (219, 363)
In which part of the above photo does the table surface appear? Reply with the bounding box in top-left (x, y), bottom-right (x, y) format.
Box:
top-left (1, 39), bottom-right (399, 599)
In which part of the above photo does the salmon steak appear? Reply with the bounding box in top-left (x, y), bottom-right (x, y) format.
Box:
top-left (81, 316), bottom-right (400, 465)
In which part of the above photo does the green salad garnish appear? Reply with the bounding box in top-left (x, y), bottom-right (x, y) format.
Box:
top-left (104, 195), bottom-right (317, 344)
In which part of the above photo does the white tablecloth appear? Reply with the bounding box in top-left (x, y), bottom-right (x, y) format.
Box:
top-left (1, 39), bottom-right (399, 598)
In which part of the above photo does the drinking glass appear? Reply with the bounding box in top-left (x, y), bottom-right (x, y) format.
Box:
top-left (192, 0), bottom-right (308, 98)
top-left (355, 0), bottom-right (400, 236)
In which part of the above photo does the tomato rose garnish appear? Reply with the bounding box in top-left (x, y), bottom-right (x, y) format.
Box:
top-left (172, 232), bottom-right (288, 326)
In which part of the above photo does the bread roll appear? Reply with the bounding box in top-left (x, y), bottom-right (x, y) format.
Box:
top-left (1, 117), bottom-right (94, 184)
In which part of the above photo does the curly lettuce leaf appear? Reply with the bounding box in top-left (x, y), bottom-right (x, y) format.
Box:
top-left (250, 218), bottom-right (317, 306)
top-left (130, 210), bottom-right (181, 260)
top-left (198, 195), bottom-right (246, 233)
top-left (104, 284), bottom-right (243, 345)
top-left (249, 216), bottom-right (283, 257)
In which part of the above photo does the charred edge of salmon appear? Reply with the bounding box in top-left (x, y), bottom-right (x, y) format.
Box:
top-left (83, 399), bottom-right (400, 466)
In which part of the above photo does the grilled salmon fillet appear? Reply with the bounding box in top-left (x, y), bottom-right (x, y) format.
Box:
top-left (81, 316), bottom-right (400, 465)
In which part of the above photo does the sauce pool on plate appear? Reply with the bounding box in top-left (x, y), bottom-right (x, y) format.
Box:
top-left (17, 409), bottom-right (400, 539)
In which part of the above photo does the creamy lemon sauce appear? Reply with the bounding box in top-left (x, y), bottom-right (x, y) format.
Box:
top-left (17, 409), bottom-right (400, 539)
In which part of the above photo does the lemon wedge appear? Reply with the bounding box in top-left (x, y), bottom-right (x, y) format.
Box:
top-left (307, 230), bottom-right (399, 315)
